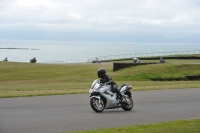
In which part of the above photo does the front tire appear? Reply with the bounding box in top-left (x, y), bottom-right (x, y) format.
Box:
top-left (90, 97), bottom-right (105, 113)
top-left (121, 96), bottom-right (134, 111)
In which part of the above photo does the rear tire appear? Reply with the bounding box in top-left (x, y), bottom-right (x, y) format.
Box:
top-left (90, 97), bottom-right (105, 113)
top-left (121, 96), bottom-right (134, 111)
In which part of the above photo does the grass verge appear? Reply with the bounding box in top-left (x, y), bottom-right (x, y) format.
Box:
top-left (0, 61), bottom-right (200, 98)
top-left (66, 118), bottom-right (200, 133)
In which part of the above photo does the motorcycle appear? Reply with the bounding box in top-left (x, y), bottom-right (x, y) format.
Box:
top-left (133, 57), bottom-right (140, 63)
top-left (30, 58), bottom-right (36, 63)
top-left (89, 79), bottom-right (134, 113)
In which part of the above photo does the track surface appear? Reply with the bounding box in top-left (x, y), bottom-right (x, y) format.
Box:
top-left (0, 88), bottom-right (200, 133)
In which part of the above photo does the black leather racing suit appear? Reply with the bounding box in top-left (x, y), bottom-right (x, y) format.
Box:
top-left (100, 74), bottom-right (123, 99)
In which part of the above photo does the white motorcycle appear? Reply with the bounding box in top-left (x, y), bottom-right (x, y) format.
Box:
top-left (89, 79), bottom-right (134, 113)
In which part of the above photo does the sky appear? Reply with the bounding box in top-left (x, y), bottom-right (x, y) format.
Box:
top-left (0, 0), bottom-right (200, 43)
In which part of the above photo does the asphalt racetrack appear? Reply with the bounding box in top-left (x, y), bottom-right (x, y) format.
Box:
top-left (1, 88), bottom-right (200, 133)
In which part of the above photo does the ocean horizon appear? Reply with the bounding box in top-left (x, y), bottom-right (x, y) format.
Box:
top-left (0, 40), bottom-right (200, 63)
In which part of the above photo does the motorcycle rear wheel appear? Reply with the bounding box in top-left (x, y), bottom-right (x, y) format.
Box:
top-left (121, 96), bottom-right (134, 111)
top-left (90, 97), bottom-right (105, 113)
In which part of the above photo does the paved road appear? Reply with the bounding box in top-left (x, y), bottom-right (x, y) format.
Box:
top-left (0, 88), bottom-right (200, 133)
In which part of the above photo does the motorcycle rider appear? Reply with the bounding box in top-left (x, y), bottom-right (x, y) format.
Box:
top-left (97, 68), bottom-right (124, 103)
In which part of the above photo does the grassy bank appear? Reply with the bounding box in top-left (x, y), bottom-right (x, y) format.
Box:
top-left (116, 64), bottom-right (200, 81)
top-left (0, 61), bottom-right (200, 98)
top-left (67, 118), bottom-right (200, 133)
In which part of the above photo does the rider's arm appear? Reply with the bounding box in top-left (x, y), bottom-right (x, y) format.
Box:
top-left (105, 75), bottom-right (115, 85)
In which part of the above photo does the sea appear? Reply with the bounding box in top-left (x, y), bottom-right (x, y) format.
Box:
top-left (0, 40), bottom-right (200, 63)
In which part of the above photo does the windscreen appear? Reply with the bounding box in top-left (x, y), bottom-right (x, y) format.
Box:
top-left (91, 79), bottom-right (100, 89)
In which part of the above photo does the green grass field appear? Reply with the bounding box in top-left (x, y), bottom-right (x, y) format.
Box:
top-left (67, 118), bottom-right (200, 133)
top-left (0, 60), bottom-right (200, 98)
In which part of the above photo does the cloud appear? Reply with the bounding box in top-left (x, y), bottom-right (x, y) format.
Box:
top-left (0, 0), bottom-right (200, 42)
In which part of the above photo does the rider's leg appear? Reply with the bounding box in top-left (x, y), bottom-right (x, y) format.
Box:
top-left (112, 85), bottom-right (123, 99)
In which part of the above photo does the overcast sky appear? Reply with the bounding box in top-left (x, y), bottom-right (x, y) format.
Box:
top-left (0, 0), bottom-right (200, 42)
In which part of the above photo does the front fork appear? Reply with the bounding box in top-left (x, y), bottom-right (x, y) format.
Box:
top-left (90, 93), bottom-right (101, 104)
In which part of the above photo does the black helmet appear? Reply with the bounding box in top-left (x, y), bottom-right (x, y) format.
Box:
top-left (97, 68), bottom-right (106, 78)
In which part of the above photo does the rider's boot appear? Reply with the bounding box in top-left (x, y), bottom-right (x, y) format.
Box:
top-left (116, 92), bottom-right (129, 105)
top-left (115, 91), bottom-right (125, 104)
top-left (112, 85), bottom-right (127, 104)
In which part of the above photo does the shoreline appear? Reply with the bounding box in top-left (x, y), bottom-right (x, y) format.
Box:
top-left (0, 48), bottom-right (39, 50)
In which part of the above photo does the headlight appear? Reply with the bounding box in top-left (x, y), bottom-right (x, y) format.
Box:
top-left (89, 89), bottom-right (94, 93)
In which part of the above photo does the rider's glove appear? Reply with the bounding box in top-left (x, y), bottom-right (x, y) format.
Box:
top-left (100, 79), bottom-right (104, 83)
top-left (107, 80), bottom-right (114, 85)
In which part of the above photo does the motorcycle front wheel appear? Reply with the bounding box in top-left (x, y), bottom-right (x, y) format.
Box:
top-left (90, 97), bottom-right (105, 113)
top-left (121, 96), bottom-right (134, 111)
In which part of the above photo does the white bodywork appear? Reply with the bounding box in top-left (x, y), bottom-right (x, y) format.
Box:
top-left (89, 79), bottom-right (131, 109)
